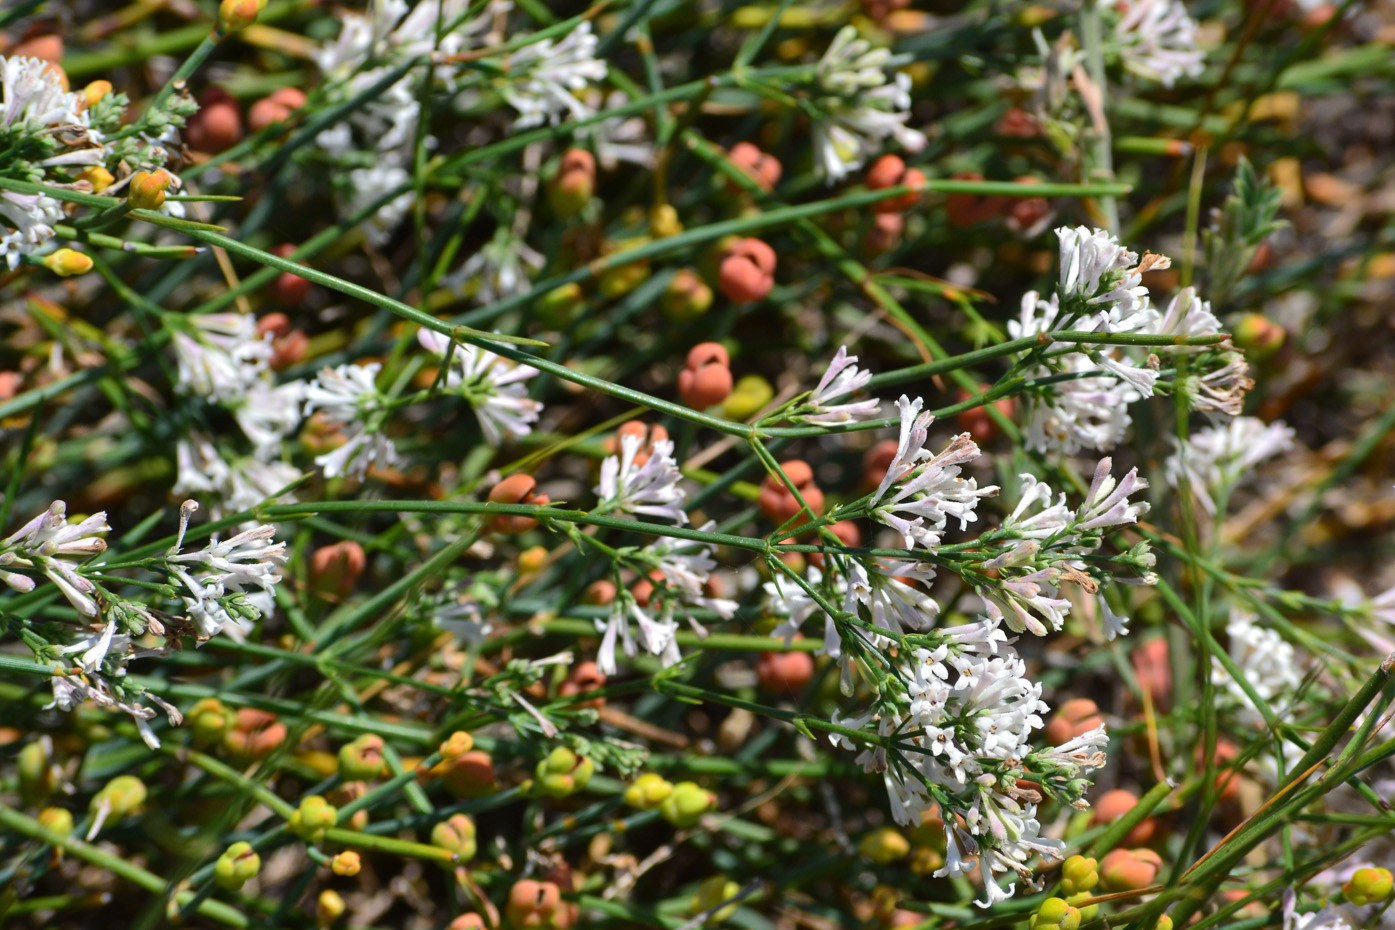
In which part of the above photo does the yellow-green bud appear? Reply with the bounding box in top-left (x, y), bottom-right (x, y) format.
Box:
top-left (439, 731), bottom-right (475, 760)
top-left (215, 841), bottom-right (262, 890)
top-left (663, 269), bottom-right (713, 322)
top-left (316, 889), bottom-right (346, 926)
top-left (623, 773), bottom-right (673, 809)
top-left (722, 374), bottom-right (774, 421)
top-left (857, 826), bottom-right (910, 864)
top-left (536, 282), bottom-right (586, 328)
top-left (42, 248), bottom-right (93, 277)
top-left (1065, 893), bottom-right (1099, 924)
top-left (92, 775), bottom-right (147, 820)
top-left (80, 80), bottom-right (112, 110)
top-left (1061, 855), bottom-right (1100, 897)
top-left (18, 739), bottom-right (56, 806)
top-left (287, 795), bottom-right (338, 841)
top-left (1153, 917), bottom-right (1173, 930)
top-left (430, 813), bottom-right (477, 862)
top-left (1029, 897), bottom-right (1080, 930)
top-left (38, 806), bottom-right (74, 838)
top-left (651, 204), bottom-right (683, 239)
top-left (659, 780), bottom-right (715, 828)
top-left (1345, 867), bottom-right (1394, 906)
top-left (534, 746), bottom-right (594, 799)
top-left (218, 0), bottom-right (266, 35)
top-left (1231, 313), bottom-right (1285, 360)
top-left (692, 876), bottom-right (741, 923)
top-left (128, 170), bottom-right (170, 211)
top-left (338, 734), bottom-right (385, 781)
top-left (188, 697), bottom-right (232, 744)
top-left (330, 851), bottom-right (361, 876)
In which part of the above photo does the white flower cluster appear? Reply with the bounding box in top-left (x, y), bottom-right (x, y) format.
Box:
top-left (303, 362), bottom-right (402, 479)
top-left (597, 530), bottom-right (738, 674)
top-left (790, 346), bottom-right (881, 425)
top-left (595, 432), bottom-right (688, 525)
top-left (418, 329), bottom-right (543, 445)
top-left (830, 624), bottom-right (1107, 905)
top-left (1164, 415), bottom-right (1294, 514)
top-left (1110, 0), bottom-right (1206, 88)
top-left (2, 499), bottom-right (286, 749)
top-left (314, 1), bottom-right (607, 241)
top-left (811, 27), bottom-right (926, 184)
top-left (1011, 226), bottom-right (1240, 455)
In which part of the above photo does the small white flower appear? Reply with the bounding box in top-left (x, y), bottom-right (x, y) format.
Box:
top-left (1077, 457), bottom-right (1149, 530)
top-left (812, 29), bottom-right (925, 183)
top-left (1164, 415), bottom-right (1294, 514)
top-left (500, 22), bottom-right (608, 128)
top-left (595, 433), bottom-right (688, 525)
top-left (795, 345), bottom-right (880, 424)
top-left (418, 329), bottom-right (542, 445)
top-left (1112, 0), bottom-right (1206, 88)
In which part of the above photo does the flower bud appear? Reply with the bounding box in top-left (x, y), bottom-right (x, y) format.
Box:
top-left (215, 841), bottom-right (262, 890)
top-left (995, 107), bottom-right (1040, 138)
top-left (218, 0), bottom-right (266, 35)
top-left (188, 697), bottom-right (233, 745)
top-left (186, 88), bottom-right (244, 154)
top-left (659, 780), bottom-right (716, 828)
top-left (651, 204), bottom-right (683, 239)
top-left (450, 914), bottom-right (487, 930)
top-left (717, 238), bottom-right (776, 302)
top-left (864, 212), bottom-right (904, 255)
top-left (866, 154), bottom-right (926, 214)
top-left (1231, 313), bottom-right (1285, 360)
top-left (722, 374), bottom-right (773, 421)
top-left (858, 826), bottom-right (910, 864)
top-left (287, 795), bottom-right (338, 841)
top-left (663, 269), bottom-right (713, 322)
top-left (308, 540), bottom-right (366, 601)
top-left (548, 149), bottom-right (595, 217)
top-left (329, 850), bottom-right (360, 876)
top-left (678, 342), bottom-right (734, 410)
top-left (727, 142), bottom-right (782, 192)
top-left (1153, 918), bottom-right (1173, 930)
top-left (1047, 699), bottom-right (1104, 746)
top-left (440, 731), bottom-right (475, 760)
top-left (38, 806), bottom-right (74, 838)
top-left (316, 889), bottom-right (345, 926)
top-left (537, 282), bottom-right (586, 328)
top-left (759, 460), bottom-right (824, 525)
top-left (623, 773), bottom-right (673, 809)
top-left (559, 661), bottom-right (606, 709)
top-left (248, 87), bottom-right (306, 131)
top-left (693, 876), bottom-right (741, 923)
top-left (442, 750), bottom-right (496, 798)
top-left (582, 579), bottom-right (617, 606)
top-left (1029, 897), bottom-right (1080, 930)
top-left (14, 34), bottom-right (64, 64)
top-left (1004, 177), bottom-right (1051, 233)
top-left (92, 775), bottom-right (147, 821)
top-left (944, 171), bottom-right (1007, 227)
top-left (224, 707), bottom-right (287, 761)
top-left (431, 813), bottom-right (478, 861)
top-left (327, 781), bottom-right (370, 830)
top-left (597, 238), bottom-right (650, 298)
top-left (488, 474), bottom-right (548, 534)
top-left (79, 165), bottom-right (116, 192)
top-left (1091, 789), bottom-right (1157, 845)
top-left (1060, 854), bottom-right (1099, 897)
top-left (18, 740), bottom-right (57, 806)
top-left (1099, 848), bottom-right (1163, 892)
top-left (1131, 636), bottom-right (1172, 711)
top-left (1344, 866), bottom-right (1394, 905)
top-left (80, 80), bottom-right (113, 110)
top-left (128, 170), bottom-right (170, 211)
top-left (535, 746), bottom-right (595, 799)
top-left (1065, 893), bottom-right (1099, 924)
top-left (338, 734), bottom-right (385, 781)
top-left (42, 249), bottom-right (93, 277)
top-left (507, 880), bottom-right (576, 930)
top-left (954, 386), bottom-right (1016, 443)
top-left (755, 650), bottom-right (814, 694)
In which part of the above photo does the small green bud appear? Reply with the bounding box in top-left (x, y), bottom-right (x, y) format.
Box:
top-left (1231, 313), bottom-right (1285, 360)
top-left (217, 0), bottom-right (266, 35)
top-left (663, 269), bottom-right (714, 322)
top-left (1061, 855), bottom-right (1099, 897)
top-left (722, 374), bottom-right (773, 421)
top-left (857, 826), bottom-right (910, 864)
top-left (92, 775), bottom-right (147, 820)
top-left (287, 795), bottom-right (338, 841)
top-left (338, 734), bottom-right (385, 781)
top-left (692, 875), bottom-right (740, 923)
top-left (127, 170), bottom-right (170, 211)
top-left (534, 746), bottom-right (594, 799)
top-left (37, 806), bottom-right (74, 838)
top-left (215, 841), bottom-right (261, 890)
top-left (623, 773), bottom-right (673, 809)
top-left (1029, 897), bottom-right (1080, 930)
top-left (659, 780), bottom-right (715, 828)
top-left (536, 283), bottom-right (586, 328)
top-left (1065, 893), bottom-right (1099, 924)
top-left (188, 697), bottom-right (232, 745)
top-left (430, 813), bottom-right (477, 862)
top-left (18, 739), bottom-right (56, 806)
top-left (1345, 867), bottom-right (1394, 906)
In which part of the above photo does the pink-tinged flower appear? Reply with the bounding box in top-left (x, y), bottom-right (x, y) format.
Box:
top-left (796, 346), bottom-right (880, 424)
top-left (1077, 458), bottom-right (1149, 530)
